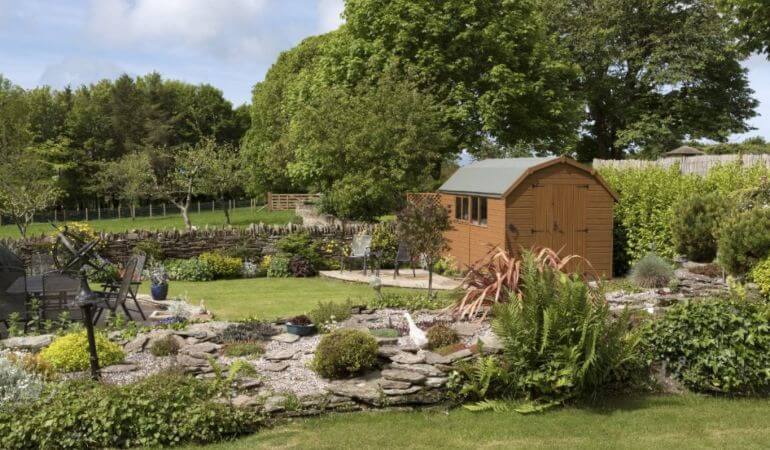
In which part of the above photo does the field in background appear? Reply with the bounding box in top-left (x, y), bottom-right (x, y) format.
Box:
top-left (0, 207), bottom-right (300, 239)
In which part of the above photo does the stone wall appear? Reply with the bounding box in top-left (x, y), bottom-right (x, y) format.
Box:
top-left (2, 223), bottom-right (371, 264)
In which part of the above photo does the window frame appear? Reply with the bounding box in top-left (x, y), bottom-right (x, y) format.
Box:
top-left (453, 195), bottom-right (488, 227)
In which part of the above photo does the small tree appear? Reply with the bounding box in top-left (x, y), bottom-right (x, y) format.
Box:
top-left (200, 143), bottom-right (244, 225)
top-left (95, 152), bottom-right (154, 220)
top-left (396, 200), bottom-right (451, 297)
top-left (150, 139), bottom-right (213, 230)
top-left (0, 150), bottom-right (60, 237)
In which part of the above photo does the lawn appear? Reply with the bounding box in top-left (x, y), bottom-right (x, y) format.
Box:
top-left (186, 395), bottom-right (770, 449)
top-left (139, 277), bottom-right (450, 320)
top-left (0, 206), bottom-right (299, 239)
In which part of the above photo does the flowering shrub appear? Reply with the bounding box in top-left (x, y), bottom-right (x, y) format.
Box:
top-left (39, 331), bottom-right (125, 372)
top-left (267, 254), bottom-right (291, 278)
top-left (199, 252), bottom-right (243, 279)
top-left (165, 258), bottom-right (215, 281)
top-left (0, 355), bottom-right (44, 406)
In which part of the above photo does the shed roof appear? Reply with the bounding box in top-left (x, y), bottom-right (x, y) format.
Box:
top-left (439, 155), bottom-right (618, 201)
top-left (664, 145), bottom-right (704, 157)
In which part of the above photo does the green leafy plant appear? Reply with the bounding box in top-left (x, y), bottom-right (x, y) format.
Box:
top-left (750, 257), bottom-right (770, 298)
top-left (371, 222), bottom-right (398, 264)
top-left (312, 329), bottom-right (379, 379)
top-left (165, 258), bottom-right (215, 281)
top-left (276, 232), bottom-right (321, 266)
top-left (0, 372), bottom-right (260, 448)
top-left (222, 341), bottom-right (265, 358)
top-left (630, 253), bottom-right (674, 288)
top-left (149, 335), bottom-right (180, 357)
top-left (309, 299), bottom-right (353, 332)
top-left (199, 251), bottom-right (243, 279)
top-left (648, 299), bottom-right (770, 395)
top-left (368, 292), bottom-right (450, 311)
top-left (433, 255), bottom-right (461, 277)
top-left (267, 254), bottom-right (291, 278)
top-left (717, 207), bottom-right (770, 275)
top-left (133, 239), bottom-right (165, 262)
top-left (39, 331), bottom-right (125, 372)
top-left (0, 356), bottom-right (44, 405)
top-left (671, 192), bottom-right (728, 262)
top-left (289, 255), bottom-right (316, 277)
top-left (426, 323), bottom-right (460, 350)
top-left (219, 319), bottom-right (279, 343)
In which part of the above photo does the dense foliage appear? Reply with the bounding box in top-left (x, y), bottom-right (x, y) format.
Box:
top-left (39, 332), bottom-right (125, 373)
top-left (396, 200), bottom-right (451, 296)
top-left (289, 255), bottom-right (316, 277)
top-left (0, 372), bottom-right (260, 449)
top-left (630, 253), bottom-right (674, 289)
top-left (426, 324), bottom-right (460, 350)
top-left (0, 356), bottom-right (44, 406)
top-left (312, 329), bottom-right (379, 379)
top-left (649, 299), bottom-right (770, 395)
top-left (199, 251), bottom-right (244, 279)
top-left (267, 254), bottom-right (291, 278)
top-left (309, 300), bottom-right (353, 332)
top-left (749, 257), bottom-right (770, 298)
top-left (219, 319), bottom-right (280, 344)
top-left (717, 208), bottom-right (770, 275)
top-left (368, 292), bottom-right (450, 311)
top-left (165, 258), bottom-right (215, 282)
top-left (671, 193), bottom-right (728, 262)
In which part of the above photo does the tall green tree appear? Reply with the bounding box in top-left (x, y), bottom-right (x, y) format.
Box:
top-left (0, 149), bottom-right (60, 237)
top-left (343, 0), bottom-right (582, 156)
top-left (200, 143), bottom-right (244, 225)
top-left (0, 76), bottom-right (31, 153)
top-left (543, 0), bottom-right (758, 160)
top-left (722, 0), bottom-right (770, 57)
top-left (95, 152), bottom-right (155, 220)
top-left (287, 76), bottom-right (453, 221)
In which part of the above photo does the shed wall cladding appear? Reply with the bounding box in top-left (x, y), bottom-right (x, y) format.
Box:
top-left (439, 157), bottom-right (615, 278)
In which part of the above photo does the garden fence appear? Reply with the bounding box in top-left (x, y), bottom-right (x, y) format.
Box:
top-left (593, 154), bottom-right (770, 176)
top-left (267, 193), bottom-right (321, 211)
top-left (0, 198), bottom-right (263, 226)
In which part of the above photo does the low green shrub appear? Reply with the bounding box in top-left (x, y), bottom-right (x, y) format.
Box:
top-left (426, 323), bottom-right (460, 350)
top-left (133, 239), bottom-right (165, 262)
top-left (0, 372), bottom-right (260, 449)
top-left (267, 254), bottom-right (291, 278)
top-left (368, 292), bottom-right (450, 311)
top-left (309, 300), bottom-right (353, 332)
top-left (276, 232), bottom-right (321, 266)
top-left (371, 223), bottom-right (398, 264)
top-left (149, 335), bottom-right (180, 357)
top-left (717, 208), bottom-right (770, 275)
top-left (433, 256), bottom-right (461, 277)
top-left (0, 356), bottom-right (44, 405)
top-left (223, 341), bottom-right (265, 357)
top-left (671, 192), bottom-right (727, 262)
top-left (630, 253), bottom-right (674, 288)
top-left (289, 255), bottom-right (316, 277)
top-left (165, 258), bottom-right (215, 281)
top-left (648, 299), bottom-right (770, 395)
top-left (87, 262), bottom-right (119, 284)
top-left (312, 329), bottom-right (379, 379)
top-left (219, 319), bottom-right (279, 343)
top-left (39, 331), bottom-right (125, 372)
top-left (750, 257), bottom-right (770, 298)
top-left (199, 251), bottom-right (243, 279)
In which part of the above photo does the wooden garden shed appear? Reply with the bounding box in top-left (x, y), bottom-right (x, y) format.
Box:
top-left (438, 156), bottom-right (618, 277)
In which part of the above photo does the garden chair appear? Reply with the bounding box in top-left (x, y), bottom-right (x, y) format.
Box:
top-left (28, 252), bottom-right (55, 277)
top-left (40, 271), bottom-right (79, 320)
top-left (100, 253), bottom-right (146, 320)
top-left (393, 243), bottom-right (416, 279)
top-left (341, 234), bottom-right (372, 275)
top-left (0, 245), bottom-right (28, 335)
top-left (94, 254), bottom-right (146, 323)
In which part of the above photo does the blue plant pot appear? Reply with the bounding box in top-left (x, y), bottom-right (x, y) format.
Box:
top-left (286, 323), bottom-right (317, 336)
top-left (151, 283), bottom-right (169, 301)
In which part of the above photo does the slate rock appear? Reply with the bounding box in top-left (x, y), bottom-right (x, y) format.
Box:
top-left (445, 348), bottom-right (473, 362)
top-left (1, 334), bottom-right (54, 351)
top-left (263, 362), bottom-right (290, 372)
top-left (326, 380), bottom-right (380, 402)
top-left (426, 377), bottom-right (448, 388)
top-left (421, 351), bottom-right (451, 365)
top-left (182, 342), bottom-right (221, 354)
top-left (375, 336), bottom-right (399, 346)
top-left (100, 364), bottom-right (137, 373)
top-left (264, 395), bottom-right (287, 413)
top-left (264, 349), bottom-right (295, 361)
top-left (124, 335), bottom-right (149, 353)
top-left (451, 321), bottom-right (482, 337)
top-left (238, 378), bottom-right (263, 390)
top-left (383, 386), bottom-right (423, 395)
top-left (232, 394), bottom-right (260, 408)
top-left (177, 354), bottom-right (209, 367)
top-left (390, 362), bottom-right (444, 377)
top-left (377, 345), bottom-right (401, 357)
top-left (381, 369), bottom-right (426, 384)
top-left (377, 379), bottom-right (412, 390)
top-left (271, 333), bottom-right (300, 344)
top-left (390, 351), bottom-right (426, 365)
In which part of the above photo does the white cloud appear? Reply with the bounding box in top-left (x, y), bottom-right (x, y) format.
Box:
top-left (39, 57), bottom-right (126, 88)
top-left (86, 0), bottom-right (269, 58)
top-left (317, 0), bottom-right (344, 33)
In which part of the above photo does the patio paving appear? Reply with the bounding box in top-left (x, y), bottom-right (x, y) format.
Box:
top-left (319, 269), bottom-right (461, 290)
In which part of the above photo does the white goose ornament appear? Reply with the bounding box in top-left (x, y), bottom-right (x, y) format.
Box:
top-left (404, 311), bottom-right (428, 348)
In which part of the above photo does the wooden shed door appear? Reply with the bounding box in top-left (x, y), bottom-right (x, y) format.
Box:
top-left (533, 184), bottom-right (587, 263)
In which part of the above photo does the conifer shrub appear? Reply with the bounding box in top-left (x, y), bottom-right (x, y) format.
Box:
top-left (717, 208), bottom-right (770, 275)
top-left (312, 329), bottom-right (378, 379)
top-left (671, 192), bottom-right (728, 262)
top-left (426, 323), bottom-right (460, 350)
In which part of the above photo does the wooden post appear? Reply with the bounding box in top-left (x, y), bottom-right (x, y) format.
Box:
top-left (54, 209), bottom-right (57, 222)
top-left (163, 203), bottom-right (166, 216)
top-left (63, 208), bottom-right (66, 221)
top-left (149, 203), bottom-right (153, 218)
top-left (267, 192), bottom-right (272, 212)
top-left (197, 201), bottom-right (201, 214)
top-left (97, 205), bottom-right (101, 220)
top-left (85, 208), bottom-right (89, 221)
top-left (211, 200), bottom-right (215, 212)
top-left (118, 205), bottom-right (121, 219)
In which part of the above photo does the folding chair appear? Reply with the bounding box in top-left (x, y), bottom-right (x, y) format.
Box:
top-left (393, 243), bottom-right (416, 278)
top-left (340, 235), bottom-right (372, 275)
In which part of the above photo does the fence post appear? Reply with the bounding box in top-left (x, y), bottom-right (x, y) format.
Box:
top-left (97, 205), bottom-right (101, 220)
top-left (267, 192), bottom-right (272, 211)
top-left (63, 209), bottom-right (66, 221)
top-left (163, 203), bottom-right (166, 216)
top-left (211, 200), bottom-right (215, 212)
top-left (197, 201), bottom-right (201, 214)
top-left (54, 209), bottom-right (57, 222)
top-left (85, 208), bottom-right (88, 221)
top-left (149, 203), bottom-right (153, 218)
top-left (118, 205), bottom-right (121, 219)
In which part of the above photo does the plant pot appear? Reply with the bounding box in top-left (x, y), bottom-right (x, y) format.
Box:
top-left (151, 283), bottom-right (169, 301)
top-left (286, 323), bottom-right (317, 336)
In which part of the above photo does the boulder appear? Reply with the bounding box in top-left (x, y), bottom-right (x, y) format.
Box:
top-left (264, 349), bottom-right (295, 361)
top-left (1, 334), bottom-right (54, 351)
top-left (381, 368), bottom-right (426, 384)
top-left (124, 335), bottom-right (150, 353)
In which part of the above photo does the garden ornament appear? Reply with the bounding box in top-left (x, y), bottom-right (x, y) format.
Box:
top-left (404, 311), bottom-right (428, 348)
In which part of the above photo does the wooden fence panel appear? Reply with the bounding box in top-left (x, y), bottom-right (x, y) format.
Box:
top-left (593, 154), bottom-right (770, 176)
top-left (267, 193), bottom-right (322, 211)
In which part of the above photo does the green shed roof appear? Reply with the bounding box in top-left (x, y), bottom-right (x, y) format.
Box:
top-left (439, 157), bottom-right (560, 197)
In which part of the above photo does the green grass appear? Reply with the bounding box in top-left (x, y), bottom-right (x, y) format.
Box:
top-left (139, 277), bottom-right (449, 321)
top-left (0, 206), bottom-right (299, 239)
top-left (183, 395), bottom-right (770, 449)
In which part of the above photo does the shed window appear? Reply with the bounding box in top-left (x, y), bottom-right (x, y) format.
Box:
top-left (471, 197), bottom-right (479, 223)
top-left (455, 197), bottom-right (462, 219)
top-left (462, 197), bottom-right (469, 220)
top-left (479, 197), bottom-right (487, 225)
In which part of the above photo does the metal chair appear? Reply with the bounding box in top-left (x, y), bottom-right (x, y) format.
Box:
top-left (94, 254), bottom-right (146, 323)
top-left (393, 243), bottom-right (416, 278)
top-left (28, 253), bottom-right (55, 277)
top-left (100, 253), bottom-right (146, 320)
top-left (40, 271), bottom-right (79, 320)
top-left (341, 235), bottom-right (372, 275)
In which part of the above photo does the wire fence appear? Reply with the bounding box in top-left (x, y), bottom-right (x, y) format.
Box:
top-left (0, 198), bottom-right (264, 226)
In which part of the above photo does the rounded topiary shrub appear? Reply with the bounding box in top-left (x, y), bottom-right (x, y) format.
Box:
top-left (649, 299), bottom-right (770, 395)
top-left (426, 323), bottom-right (459, 350)
top-left (717, 208), bottom-right (770, 275)
top-left (312, 328), bottom-right (378, 379)
top-left (630, 253), bottom-right (674, 288)
top-left (671, 192), bottom-right (727, 263)
top-left (39, 331), bottom-right (125, 372)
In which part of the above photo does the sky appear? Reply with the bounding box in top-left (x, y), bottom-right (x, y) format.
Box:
top-left (0, 0), bottom-right (768, 141)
